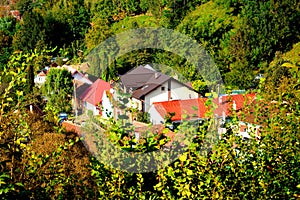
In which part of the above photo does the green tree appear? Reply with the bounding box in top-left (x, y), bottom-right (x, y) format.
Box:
top-left (0, 17), bottom-right (17, 71)
top-left (42, 68), bottom-right (73, 118)
top-left (46, 0), bottom-right (90, 54)
top-left (12, 10), bottom-right (46, 52)
top-left (226, 0), bottom-right (300, 88)
top-left (0, 52), bottom-right (34, 198)
top-left (0, 52), bottom-right (97, 199)
top-left (85, 16), bottom-right (112, 51)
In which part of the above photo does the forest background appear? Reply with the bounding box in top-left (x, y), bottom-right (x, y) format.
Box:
top-left (0, 0), bottom-right (300, 199)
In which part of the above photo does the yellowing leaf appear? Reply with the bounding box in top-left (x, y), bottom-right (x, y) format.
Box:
top-left (179, 153), bottom-right (187, 162)
top-left (187, 169), bottom-right (193, 176)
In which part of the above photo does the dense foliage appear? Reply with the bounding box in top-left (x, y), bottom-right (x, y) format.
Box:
top-left (1, 0), bottom-right (299, 88)
top-left (0, 0), bottom-right (299, 199)
top-left (41, 68), bottom-right (73, 118)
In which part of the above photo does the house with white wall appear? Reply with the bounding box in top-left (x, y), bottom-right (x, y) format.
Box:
top-left (79, 79), bottom-right (111, 115)
top-left (149, 93), bottom-right (259, 139)
top-left (120, 64), bottom-right (200, 112)
top-left (34, 64), bottom-right (93, 87)
top-left (62, 65), bottom-right (93, 85)
top-left (34, 70), bottom-right (47, 86)
top-left (101, 89), bottom-right (115, 118)
top-left (149, 98), bottom-right (207, 125)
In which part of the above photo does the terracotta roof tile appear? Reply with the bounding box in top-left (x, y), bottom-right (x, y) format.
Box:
top-left (153, 93), bottom-right (256, 122)
top-left (79, 79), bottom-right (111, 105)
top-left (153, 98), bottom-right (207, 121)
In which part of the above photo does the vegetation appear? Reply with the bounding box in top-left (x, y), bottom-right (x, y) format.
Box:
top-left (41, 68), bottom-right (73, 123)
top-left (0, 0), bottom-right (299, 199)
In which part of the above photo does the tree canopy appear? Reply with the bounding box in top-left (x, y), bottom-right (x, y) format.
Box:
top-left (41, 68), bottom-right (73, 115)
top-left (0, 0), bottom-right (300, 199)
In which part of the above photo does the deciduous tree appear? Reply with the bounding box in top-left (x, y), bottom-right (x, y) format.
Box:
top-left (42, 68), bottom-right (73, 117)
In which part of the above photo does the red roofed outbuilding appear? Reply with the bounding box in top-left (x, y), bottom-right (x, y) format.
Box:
top-left (149, 93), bottom-right (256, 124)
top-left (79, 79), bottom-right (111, 115)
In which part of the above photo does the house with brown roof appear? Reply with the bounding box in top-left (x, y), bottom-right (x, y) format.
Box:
top-left (120, 64), bottom-right (200, 112)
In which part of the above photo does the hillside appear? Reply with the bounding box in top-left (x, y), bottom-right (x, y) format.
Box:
top-left (0, 0), bottom-right (300, 199)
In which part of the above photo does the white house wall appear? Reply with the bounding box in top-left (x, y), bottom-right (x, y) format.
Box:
top-left (170, 80), bottom-right (198, 100)
top-left (34, 75), bottom-right (46, 86)
top-left (144, 82), bottom-right (169, 112)
top-left (148, 105), bottom-right (164, 125)
top-left (101, 91), bottom-right (114, 118)
top-left (85, 101), bottom-right (99, 115)
top-left (144, 80), bottom-right (198, 112)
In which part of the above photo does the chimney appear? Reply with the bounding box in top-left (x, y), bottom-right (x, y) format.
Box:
top-left (168, 79), bottom-right (171, 101)
top-left (155, 72), bottom-right (159, 79)
top-left (233, 100), bottom-right (236, 110)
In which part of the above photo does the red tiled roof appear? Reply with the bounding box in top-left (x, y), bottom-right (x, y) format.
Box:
top-left (213, 93), bottom-right (256, 116)
top-left (153, 93), bottom-right (256, 121)
top-left (153, 98), bottom-right (207, 121)
top-left (80, 79), bottom-right (111, 105)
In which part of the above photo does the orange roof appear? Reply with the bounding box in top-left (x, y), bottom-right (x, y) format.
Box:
top-left (80, 79), bottom-right (111, 105)
top-left (153, 93), bottom-right (256, 121)
top-left (153, 98), bottom-right (207, 121)
top-left (213, 93), bottom-right (256, 116)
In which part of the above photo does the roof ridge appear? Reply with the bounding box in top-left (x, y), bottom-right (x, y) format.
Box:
top-left (91, 79), bottom-right (101, 104)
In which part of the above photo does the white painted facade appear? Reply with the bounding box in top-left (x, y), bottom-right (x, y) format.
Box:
top-left (148, 105), bottom-right (164, 125)
top-left (144, 79), bottom-right (198, 112)
top-left (101, 90), bottom-right (114, 118)
top-left (84, 101), bottom-right (99, 116)
top-left (34, 75), bottom-right (46, 86)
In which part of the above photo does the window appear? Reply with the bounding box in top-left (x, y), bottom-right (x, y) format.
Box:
top-left (161, 86), bottom-right (165, 91)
